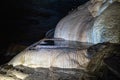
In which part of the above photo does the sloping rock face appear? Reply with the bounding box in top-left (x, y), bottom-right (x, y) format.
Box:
top-left (54, 1), bottom-right (94, 43)
top-left (54, 1), bottom-right (120, 44)
top-left (88, 0), bottom-right (120, 17)
top-left (8, 39), bottom-right (93, 69)
top-left (0, 1), bottom-right (120, 80)
top-left (0, 43), bottom-right (120, 80)
top-left (86, 43), bottom-right (120, 80)
top-left (90, 2), bottom-right (120, 43)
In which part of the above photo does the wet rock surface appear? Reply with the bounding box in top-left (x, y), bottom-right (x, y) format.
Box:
top-left (8, 39), bottom-right (92, 69)
top-left (54, 1), bottom-right (120, 44)
top-left (0, 1), bottom-right (120, 80)
top-left (0, 43), bottom-right (120, 80)
top-left (91, 2), bottom-right (120, 43)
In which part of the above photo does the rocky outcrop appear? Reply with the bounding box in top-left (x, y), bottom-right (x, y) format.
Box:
top-left (0, 43), bottom-right (120, 80)
top-left (88, 0), bottom-right (120, 17)
top-left (54, 1), bottom-right (94, 43)
top-left (8, 39), bottom-right (93, 69)
top-left (0, 1), bottom-right (120, 80)
top-left (54, 1), bottom-right (120, 44)
top-left (91, 2), bottom-right (120, 43)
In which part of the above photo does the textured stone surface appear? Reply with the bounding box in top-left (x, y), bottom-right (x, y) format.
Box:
top-left (54, 1), bottom-right (94, 42)
top-left (91, 2), bottom-right (120, 43)
top-left (86, 43), bottom-right (120, 80)
top-left (8, 39), bottom-right (93, 69)
top-left (88, 0), bottom-right (120, 17)
top-left (54, 1), bottom-right (120, 44)
top-left (0, 43), bottom-right (120, 80)
top-left (0, 65), bottom-right (85, 80)
top-left (0, 1), bottom-right (120, 80)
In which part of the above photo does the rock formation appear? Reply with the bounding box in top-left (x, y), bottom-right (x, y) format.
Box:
top-left (0, 0), bottom-right (120, 80)
top-left (8, 39), bottom-right (92, 69)
top-left (0, 43), bottom-right (120, 80)
top-left (91, 2), bottom-right (120, 43)
top-left (88, 0), bottom-right (120, 17)
top-left (54, 1), bottom-right (120, 44)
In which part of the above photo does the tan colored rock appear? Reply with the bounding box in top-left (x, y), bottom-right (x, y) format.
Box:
top-left (0, 1), bottom-right (120, 80)
top-left (0, 74), bottom-right (20, 80)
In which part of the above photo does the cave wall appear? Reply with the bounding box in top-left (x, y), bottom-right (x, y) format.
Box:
top-left (54, 1), bottom-right (120, 44)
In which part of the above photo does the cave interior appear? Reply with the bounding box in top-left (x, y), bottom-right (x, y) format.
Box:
top-left (0, 0), bottom-right (89, 65)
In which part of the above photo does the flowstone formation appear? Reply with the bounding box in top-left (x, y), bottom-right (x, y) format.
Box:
top-left (8, 39), bottom-right (93, 69)
top-left (0, 0), bottom-right (120, 80)
top-left (0, 43), bottom-right (120, 80)
top-left (89, 0), bottom-right (120, 43)
top-left (54, 1), bottom-right (120, 43)
top-left (88, 0), bottom-right (120, 17)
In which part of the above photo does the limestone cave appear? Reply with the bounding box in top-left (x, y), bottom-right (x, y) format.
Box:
top-left (0, 0), bottom-right (120, 80)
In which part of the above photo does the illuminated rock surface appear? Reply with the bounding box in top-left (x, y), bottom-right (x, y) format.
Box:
top-left (0, 43), bottom-right (120, 80)
top-left (88, 0), bottom-right (120, 17)
top-left (8, 39), bottom-right (93, 69)
top-left (54, 1), bottom-right (93, 42)
top-left (91, 2), bottom-right (120, 43)
top-left (54, 1), bottom-right (120, 44)
top-left (0, 1), bottom-right (120, 80)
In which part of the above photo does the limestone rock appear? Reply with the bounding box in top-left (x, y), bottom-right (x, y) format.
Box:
top-left (0, 1), bottom-right (120, 80)
top-left (88, 0), bottom-right (120, 17)
top-left (54, 1), bottom-right (94, 43)
top-left (0, 43), bottom-right (120, 80)
top-left (54, 1), bottom-right (120, 44)
top-left (91, 2), bottom-right (120, 43)
top-left (8, 39), bottom-right (93, 69)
